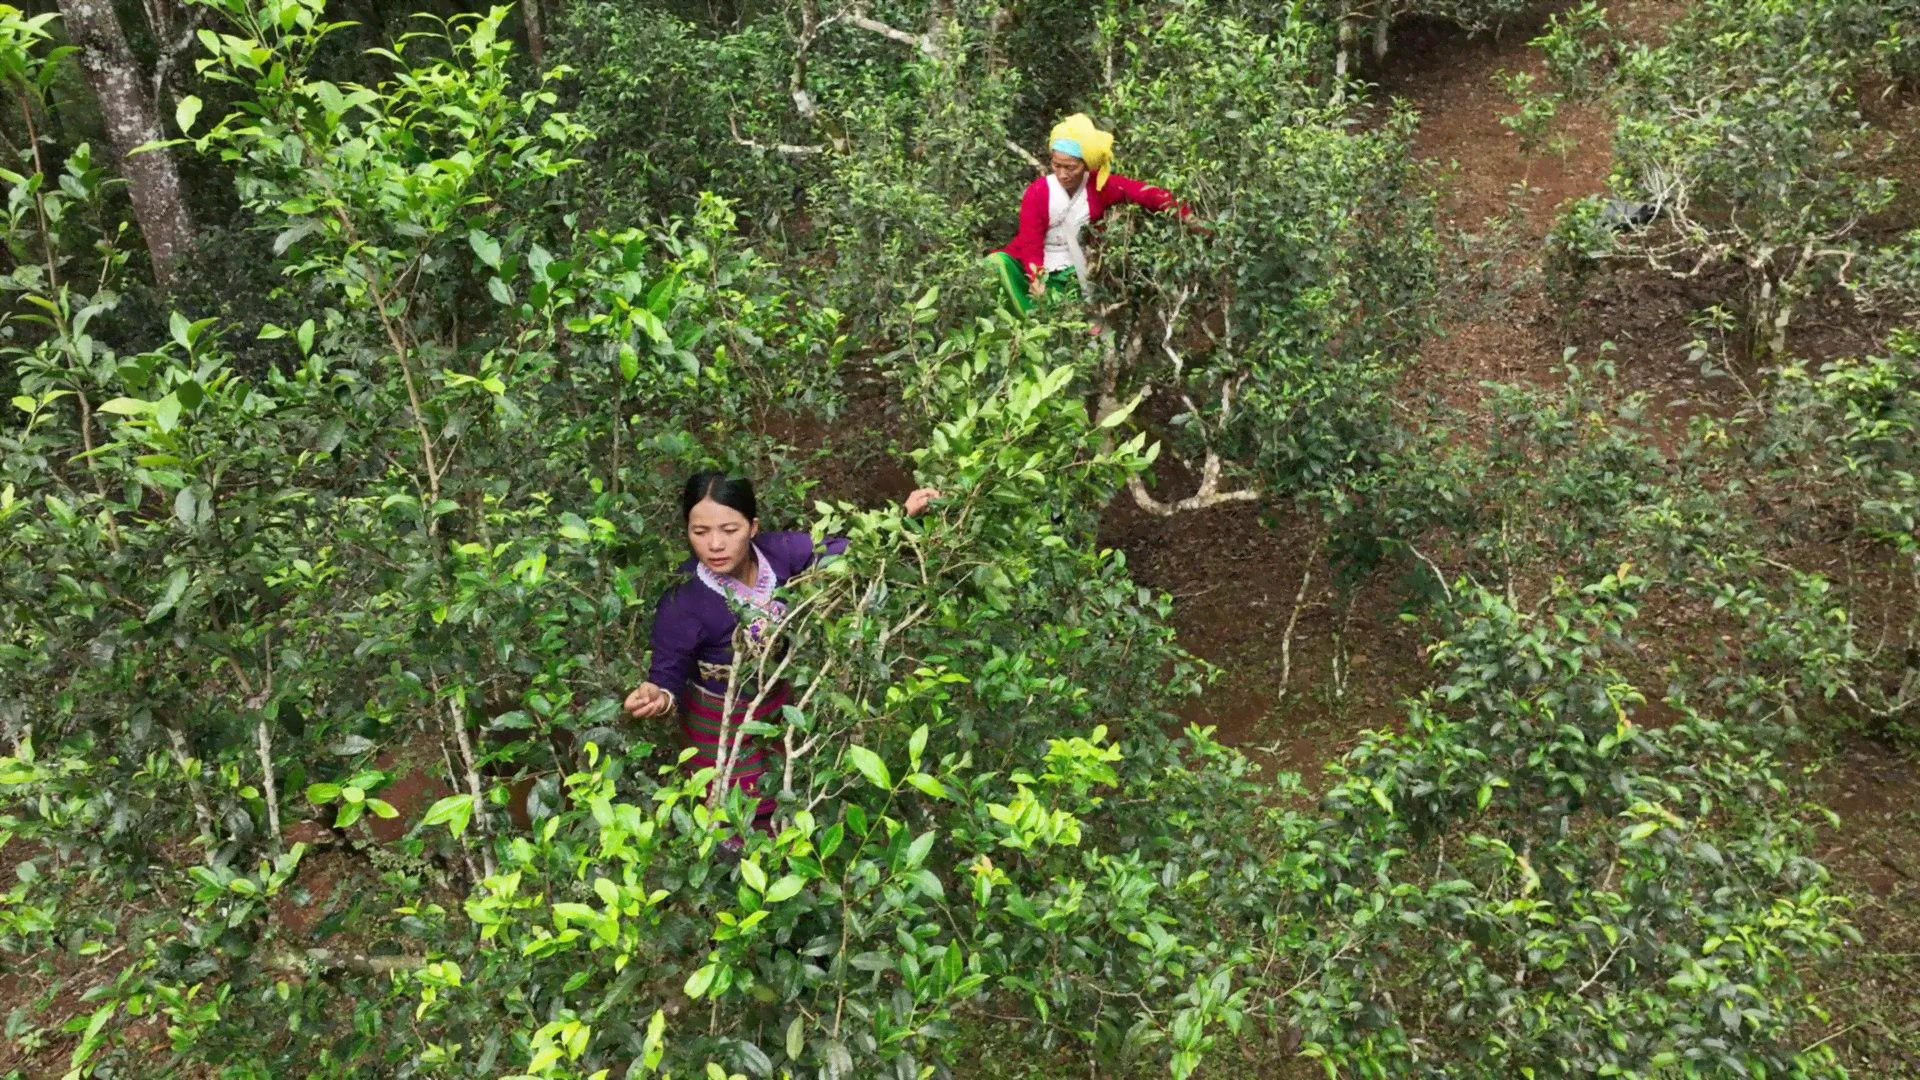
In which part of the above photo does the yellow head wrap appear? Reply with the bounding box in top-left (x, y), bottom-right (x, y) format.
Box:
top-left (1049, 113), bottom-right (1114, 192)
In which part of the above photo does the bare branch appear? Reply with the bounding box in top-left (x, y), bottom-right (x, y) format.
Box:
top-left (843, 10), bottom-right (944, 57)
top-left (1159, 284), bottom-right (1195, 381)
top-left (730, 115), bottom-right (828, 156)
top-left (256, 719), bottom-right (282, 840)
top-left (166, 724), bottom-right (217, 838)
top-left (1126, 452), bottom-right (1259, 516)
top-left (1572, 942), bottom-right (1626, 998)
top-left (1275, 535), bottom-right (1323, 704)
top-left (1403, 543), bottom-right (1455, 605)
top-left (437, 683), bottom-right (496, 879)
top-left (783, 0), bottom-right (849, 150)
top-left (1005, 139), bottom-right (1045, 174)
top-left (269, 949), bottom-right (428, 976)
top-left (229, 650), bottom-right (282, 841)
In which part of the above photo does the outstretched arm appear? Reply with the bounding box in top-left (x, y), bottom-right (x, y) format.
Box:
top-left (1104, 174), bottom-right (1192, 219)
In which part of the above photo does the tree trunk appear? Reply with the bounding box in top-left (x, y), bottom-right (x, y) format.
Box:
top-left (57, 0), bottom-right (195, 293)
top-left (522, 0), bottom-right (546, 68)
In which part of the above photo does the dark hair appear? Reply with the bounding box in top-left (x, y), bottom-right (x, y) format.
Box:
top-left (681, 472), bottom-right (757, 522)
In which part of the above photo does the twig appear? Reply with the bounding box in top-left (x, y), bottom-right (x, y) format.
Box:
top-left (268, 949), bottom-right (429, 976)
top-left (1403, 543), bottom-right (1455, 605)
top-left (777, 650), bottom-right (844, 810)
top-left (1571, 942), bottom-right (1624, 997)
top-left (255, 718), bottom-right (281, 841)
top-left (1126, 452), bottom-right (1259, 516)
top-left (1005, 139), bottom-right (1044, 174)
top-left (783, 0), bottom-right (848, 149)
top-left (1799, 1023), bottom-right (1861, 1055)
top-left (437, 738), bottom-right (483, 883)
top-left (165, 724), bottom-right (217, 838)
top-left (1331, 603), bottom-right (1355, 700)
top-left (1501, 513), bottom-right (1517, 610)
top-left (842, 10), bottom-right (943, 57)
top-left (729, 114), bottom-right (827, 156)
top-left (1276, 536), bottom-right (1323, 704)
top-left (70, 390), bottom-right (123, 552)
top-left (289, 135), bottom-right (445, 530)
top-left (439, 684), bottom-right (496, 879)
top-left (710, 583), bottom-right (827, 813)
top-left (1160, 285), bottom-right (1196, 381)
top-left (227, 654), bottom-right (282, 841)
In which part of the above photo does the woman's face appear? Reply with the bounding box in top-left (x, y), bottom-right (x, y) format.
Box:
top-left (687, 498), bottom-right (758, 577)
top-left (1050, 151), bottom-right (1088, 194)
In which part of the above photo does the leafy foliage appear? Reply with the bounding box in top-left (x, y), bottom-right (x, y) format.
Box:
top-left (2, 0), bottom-right (1911, 1077)
top-left (1092, 4), bottom-right (1437, 510)
top-left (1549, 0), bottom-right (1914, 356)
top-left (1298, 574), bottom-right (1854, 1080)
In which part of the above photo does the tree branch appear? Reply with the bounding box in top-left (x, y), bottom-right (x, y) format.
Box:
top-left (1005, 139), bottom-right (1044, 174)
top-left (165, 724), bottom-right (217, 837)
top-left (843, 10), bottom-right (943, 57)
top-left (1276, 535), bottom-right (1323, 704)
top-left (730, 114), bottom-right (827, 156)
top-left (1126, 452), bottom-right (1259, 516)
top-left (437, 683), bottom-right (495, 879)
top-left (269, 949), bottom-right (428, 976)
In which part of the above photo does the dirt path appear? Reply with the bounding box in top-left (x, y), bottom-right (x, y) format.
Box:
top-left (1382, 2), bottom-right (1730, 414)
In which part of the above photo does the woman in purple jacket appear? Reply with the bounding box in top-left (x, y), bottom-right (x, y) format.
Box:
top-left (624, 473), bottom-right (939, 829)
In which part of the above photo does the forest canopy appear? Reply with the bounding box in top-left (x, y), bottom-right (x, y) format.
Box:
top-left (2, 0), bottom-right (1919, 1075)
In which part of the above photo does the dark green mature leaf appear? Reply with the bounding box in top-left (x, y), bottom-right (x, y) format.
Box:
top-left (145, 567), bottom-right (190, 622)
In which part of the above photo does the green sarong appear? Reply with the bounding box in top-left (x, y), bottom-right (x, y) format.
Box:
top-left (986, 252), bottom-right (1080, 317)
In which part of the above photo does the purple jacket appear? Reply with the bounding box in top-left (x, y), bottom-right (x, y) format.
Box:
top-left (647, 531), bottom-right (849, 702)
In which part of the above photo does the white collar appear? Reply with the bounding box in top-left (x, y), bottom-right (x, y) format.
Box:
top-left (694, 541), bottom-right (779, 610)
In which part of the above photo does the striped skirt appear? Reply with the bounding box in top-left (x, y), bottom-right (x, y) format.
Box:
top-left (682, 681), bottom-right (789, 824)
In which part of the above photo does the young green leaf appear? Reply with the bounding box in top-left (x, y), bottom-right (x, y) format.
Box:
top-left (845, 745), bottom-right (892, 790)
top-left (175, 95), bottom-right (204, 134)
top-left (763, 875), bottom-right (805, 904)
top-left (684, 963), bottom-right (717, 1000)
top-left (420, 794), bottom-right (477, 837)
top-left (739, 859), bottom-right (767, 893)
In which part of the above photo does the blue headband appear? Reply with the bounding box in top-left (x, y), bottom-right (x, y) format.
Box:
top-left (1050, 138), bottom-right (1084, 160)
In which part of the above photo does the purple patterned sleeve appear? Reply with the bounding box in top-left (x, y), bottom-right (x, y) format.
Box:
top-left (647, 587), bottom-right (706, 700)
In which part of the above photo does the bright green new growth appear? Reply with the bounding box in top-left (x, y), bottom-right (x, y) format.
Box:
top-left (1, 0), bottom-right (1915, 1076)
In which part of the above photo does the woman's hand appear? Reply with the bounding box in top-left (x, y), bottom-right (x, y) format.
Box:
top-left (905, 488), bottom-right (943, 517)
top-left (624, 682), bottom-right (675, 719)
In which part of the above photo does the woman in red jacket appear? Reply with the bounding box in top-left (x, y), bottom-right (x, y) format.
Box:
top-left (987, 113), bottom-right (1187, 317)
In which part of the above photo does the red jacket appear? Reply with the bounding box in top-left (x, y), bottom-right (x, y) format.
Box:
top-left (995, 174), bottom-right (1188, 278)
